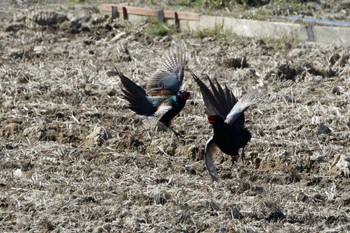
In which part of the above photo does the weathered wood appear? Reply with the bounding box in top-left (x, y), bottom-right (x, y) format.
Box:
top-left (111, 6), bottom-right (118, 20)
top-left (100, 4), bottom-right (200, 21)
top-left (156, 10), bottom-right (165, 22)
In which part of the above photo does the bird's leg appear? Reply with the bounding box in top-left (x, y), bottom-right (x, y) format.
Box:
top-left (157, 121), bottom-right (184, 139)
top-left (231, 154), bottom-right (238, 166)
top-left (230, 148), bottom-right (240, 166)
top-left (240, 147), bottom-right (246, 162)
top-left (168, 126), bottom-right (182, 138)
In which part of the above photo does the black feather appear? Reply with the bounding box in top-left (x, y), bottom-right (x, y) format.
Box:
top-left (117, 69), bottom-right (155, 116)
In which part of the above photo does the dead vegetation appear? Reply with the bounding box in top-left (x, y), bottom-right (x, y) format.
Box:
top-left (0, 2), bottom-right (350, 232)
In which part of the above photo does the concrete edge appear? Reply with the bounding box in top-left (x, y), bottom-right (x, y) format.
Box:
top-left (100, 4), bottom-right (350, 46)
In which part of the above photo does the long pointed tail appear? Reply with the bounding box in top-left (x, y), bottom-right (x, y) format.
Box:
top-left (205, 137), bottom-right (219, 182)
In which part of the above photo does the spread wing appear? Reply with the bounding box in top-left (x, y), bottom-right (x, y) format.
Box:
top-left (189, 70), bottom-right (237, 120)
top-left (205, 137), bottom-right (219, 182)
top-left (147, 45), bottom-right (187, 96)
top-left (116, 69), bottom-right (155, 116)
top-left (225, 89), bottom-right (261, 126)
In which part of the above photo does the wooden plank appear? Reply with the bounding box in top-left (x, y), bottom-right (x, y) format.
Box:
top-left (100, 4), bottom-right (200, 21)
top-left (100, 3), bottom-right (114, 12)
top-left (163, 10), bottom-right (199, 21)
top-left (122, 6), bottom-right (158, 16)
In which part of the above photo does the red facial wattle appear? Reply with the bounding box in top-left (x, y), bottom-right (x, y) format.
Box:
top-left (180, 91), bottom-right (190, 101)
top-left (207, 115), bottom-right (215, 123)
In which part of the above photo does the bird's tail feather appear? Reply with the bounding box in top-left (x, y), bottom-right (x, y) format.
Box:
top-left (205, 138), bottom-right (219, 182)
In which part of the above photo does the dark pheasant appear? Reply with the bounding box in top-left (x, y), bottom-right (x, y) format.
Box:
top-left (117, 45), bottom-right (190, 129)
top-left (190, 70), bottom-right (261, 181)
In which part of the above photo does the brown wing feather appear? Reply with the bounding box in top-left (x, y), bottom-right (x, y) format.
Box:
top-left (147, 45), bottom-right (187, 96)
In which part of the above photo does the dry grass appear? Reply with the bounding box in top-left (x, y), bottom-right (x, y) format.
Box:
top-left (0, 2), bottom-right (350, 233)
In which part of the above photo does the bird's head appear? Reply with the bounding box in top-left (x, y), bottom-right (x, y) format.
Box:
top-left (178, 90), bottom-right (190, 102)
top-left (207, 115), bottom-right (224, 124)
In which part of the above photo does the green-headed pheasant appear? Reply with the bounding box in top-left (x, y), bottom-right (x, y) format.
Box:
top-left (117, 46), bottom-right (190, 130)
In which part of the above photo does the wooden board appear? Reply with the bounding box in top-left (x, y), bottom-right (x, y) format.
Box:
top-left (100, 4), bottom-right (200, 21)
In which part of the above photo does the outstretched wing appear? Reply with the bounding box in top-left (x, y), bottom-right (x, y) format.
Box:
top-left (116, 69), bottom-right (155, 116)
top-left (205, 137), bottom-right (219, 182)
top-left (189, 70), bottom-right (237, 120)
top-left (225, 89), bottom-right (261, 126)
top-left (147, 45), bottom-right (187, 96)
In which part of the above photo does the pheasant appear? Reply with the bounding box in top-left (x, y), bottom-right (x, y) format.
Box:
top-left (117, 45), bottom-right (190, 131)
top-left (190, 70), bottom-right (261, 181)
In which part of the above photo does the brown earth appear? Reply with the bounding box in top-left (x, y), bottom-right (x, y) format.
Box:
top-left (0, 2), bottom-right (350, 233)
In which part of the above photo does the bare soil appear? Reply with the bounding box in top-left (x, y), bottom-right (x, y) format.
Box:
top-left (0, 2), bottom-right (350, 233)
